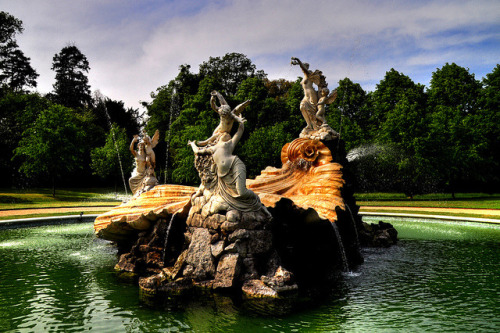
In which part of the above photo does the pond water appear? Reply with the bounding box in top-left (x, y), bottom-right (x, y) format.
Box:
top-left (0, 219), bottom-right (498, 332)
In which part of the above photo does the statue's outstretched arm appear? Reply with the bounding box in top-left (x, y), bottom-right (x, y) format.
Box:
top-left (230, 119), bottom-right (246, 149)
top-left (291, 57), bottom-right (309, 76)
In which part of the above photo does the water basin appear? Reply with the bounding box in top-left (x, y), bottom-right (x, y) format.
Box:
top-left (0, 220), bottom-right (498, 332)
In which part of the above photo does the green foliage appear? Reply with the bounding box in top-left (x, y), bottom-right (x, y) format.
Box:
top-left (327, 78), bottom-right (370, 151)
top-left (426, 63), bottom-right (485, 194)
top-left (199, 52), bottom-right (266, 96)
top-left (0, 12), bottom-right (38, 91)
top-left (13, 104), bottom-right (86, 195)
top-left (0, 92), bottom-right (50, 185)
top-left (90, 124), bottom-right (133, 180)
top-left (51, 45), bottom-right (91, 109)
top-left (240, 122), bottom-right (294, 177)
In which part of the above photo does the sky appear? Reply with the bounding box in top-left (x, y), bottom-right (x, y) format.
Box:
top-left (1, 0), bottom-right (499, 111)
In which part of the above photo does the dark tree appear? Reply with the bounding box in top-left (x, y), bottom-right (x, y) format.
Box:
top-left (0, 11), bottom-right (22, 44)
top-left (199, 52), bottom-right (266, 95)
top-left (51, 45), bottom-right (91, 109)
top-left (13, 104), bottom-right (86, 196)
top-left (0, 45), bottom-right (38, 91)
top-left (0, 12), bottom-right (38, 91)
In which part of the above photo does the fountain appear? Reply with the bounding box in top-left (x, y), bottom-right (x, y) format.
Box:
top-left (93, 58), bottom-right (397, 299)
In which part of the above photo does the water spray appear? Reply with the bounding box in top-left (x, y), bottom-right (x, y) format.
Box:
top-left (96, 92), bottom-right (129, 197)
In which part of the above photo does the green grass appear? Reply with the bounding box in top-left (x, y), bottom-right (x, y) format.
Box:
top-left (355, 193), bottom-right (500, 209)
top-left (0, 188), bottom-right (124, 210)
top-left (0, 210), bottom-right (110, 221)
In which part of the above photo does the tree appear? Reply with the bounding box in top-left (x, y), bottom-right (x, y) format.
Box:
top-left (0, 12), bottom-right (38, 91)
top-left (326, 78), bottom-right (370, 151)
top-left (51, 45), bottom-right (91, 109)
top-left (199, 53), bottom-right (266, 96)
top-left (0, 45), bottom-right (38, 91)
top-left (13, 104), bottom-right (86, 196)
top-left (370, 69), bottom-right (425, 137)
top-left (0, 11), bottom-right (22, 44)
top-left (241, 122), bottom-right (294, 177)
top-left (475, 64), bottom-right (500, 190)
top-left (426, 63), bottom-right (483, 195)
top-left (90, 124), bottom-right (133, 190)
top-left (0, 92), bottom-right (49, 186)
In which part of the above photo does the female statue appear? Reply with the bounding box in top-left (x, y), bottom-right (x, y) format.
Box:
top-left (188, 117), bottom-right (262, 213)
top-left (196, 91), bottom-right (250, 147)
top-left (291, 57), bottom-right (338, 133)
top-left (291, 57), bottom-right (324, 130)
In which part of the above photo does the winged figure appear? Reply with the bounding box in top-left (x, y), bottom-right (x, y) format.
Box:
top-left (196, 91), bottom-right (251, 147)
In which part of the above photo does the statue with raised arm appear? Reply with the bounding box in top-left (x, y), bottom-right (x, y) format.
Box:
top-left (196, 91), bottom-right (250, 147)
top-left (189, 117), bottom-right (263, 215)
top-left (291, 57), bottom-right (339, 141)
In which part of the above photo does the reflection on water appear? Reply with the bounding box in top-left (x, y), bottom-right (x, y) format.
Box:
top-left (0, 221), bottom-right (499, 332)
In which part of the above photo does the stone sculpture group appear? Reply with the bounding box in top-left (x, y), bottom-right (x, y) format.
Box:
top-left (95, 58), bottom-right (397, 302)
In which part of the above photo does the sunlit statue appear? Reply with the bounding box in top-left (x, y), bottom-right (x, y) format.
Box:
top-left (189, 117), bottom-right (265, 215)
top-left (291, 57), bottom-right (338, 140)
top-left (129, 130), bottom-right (159, 196)
top-left (188, 95), bottom-right (269, 217)
top-left (196, 90), bottom-right (250, 147)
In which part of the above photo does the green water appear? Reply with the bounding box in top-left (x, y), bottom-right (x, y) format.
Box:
top-left (0, 220), bottom-right (499, 332)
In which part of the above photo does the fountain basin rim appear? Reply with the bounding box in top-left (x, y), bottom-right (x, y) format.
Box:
top-left (0, 214), bottom-right (99, 230)
top-left (360, 212), bottom-right (500, 224)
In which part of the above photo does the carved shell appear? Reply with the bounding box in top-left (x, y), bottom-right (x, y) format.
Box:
top-left (249, 138), bottom-right (345, 222)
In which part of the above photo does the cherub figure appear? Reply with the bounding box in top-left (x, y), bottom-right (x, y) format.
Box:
top-left (196, 91), bottom-right (250, 147)
top-left (315, 87), bottom-right (337, 125)
top-left (141, 129), bottom-right (160, 169)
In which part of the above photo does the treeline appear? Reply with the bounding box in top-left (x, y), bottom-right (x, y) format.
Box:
top-left (0, 12), bottom-right (141, 195)
top-left (1, 11), bottom-right (499, 197)
top-left (145, 53), bottom-right (499, 197)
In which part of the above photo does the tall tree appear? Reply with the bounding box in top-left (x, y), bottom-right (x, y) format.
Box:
top-left (370, 69), bottom-right (425, 136)
top-left (427, 63), bottom-right (483, 195)
top-left (476, 64), bottom-right (500, 190)
top-left (0, 12), bottom-right (38, 91)
top-left (0, 45), bottom-right (38, 91)
top-left (51, 45), bottom-right (91, 109)
top-left (13, 104), bottom-right (86, 196)
top-left (326, 78), bottom-right (370, 151)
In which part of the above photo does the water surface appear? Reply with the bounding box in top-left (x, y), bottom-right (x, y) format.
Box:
top-left (0, 220), bottom-right (498, 332)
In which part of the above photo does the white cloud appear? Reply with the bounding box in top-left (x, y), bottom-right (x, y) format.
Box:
top-left (1, 0), bottom-right (498, 110)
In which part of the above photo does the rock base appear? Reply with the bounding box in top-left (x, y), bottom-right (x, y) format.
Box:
top-left (299, 125), bottom-right (339, 141)
top-left (359, 221), bottom-right (398, 247)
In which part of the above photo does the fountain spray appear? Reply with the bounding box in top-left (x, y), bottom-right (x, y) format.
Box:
top-left (95, 92), bottom-right (128, 197)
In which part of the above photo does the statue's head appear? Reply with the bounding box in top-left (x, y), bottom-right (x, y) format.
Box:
top-left (321, 87), bottom-right (330, 96)
top-left (220, 133), bottom-right (231, 142)
top-left (219, 105), bottom-right (231, 116)
top-left (138, 141), bottom-right (145, 152)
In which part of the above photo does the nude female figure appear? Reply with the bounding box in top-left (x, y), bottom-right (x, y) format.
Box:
top-left (291, 57), bottom-right (323, 129)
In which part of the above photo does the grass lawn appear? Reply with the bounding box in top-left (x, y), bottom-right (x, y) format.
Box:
top-left (355, 192), bottom-right (500, 210)
top-left (0, 188), bottom-right (124, 210)
top-left (0, 189), bottom-right (499, 221)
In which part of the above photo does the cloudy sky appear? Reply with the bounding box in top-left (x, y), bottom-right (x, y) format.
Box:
top-left (2, 0), bottom-right (499, 110)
